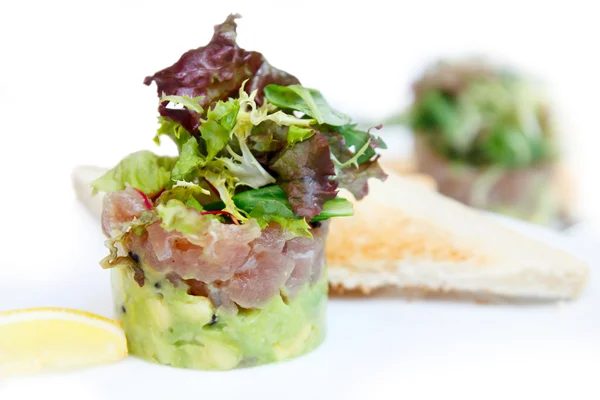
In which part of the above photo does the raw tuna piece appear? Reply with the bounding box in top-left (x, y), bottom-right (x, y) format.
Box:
top-left (101, 188), bottom-right (147, 236)
top-left (224, 252), bottom-right (295, 309)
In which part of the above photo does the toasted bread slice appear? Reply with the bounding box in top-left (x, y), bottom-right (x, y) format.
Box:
top-left (326, 173), bottom-right (588, 300)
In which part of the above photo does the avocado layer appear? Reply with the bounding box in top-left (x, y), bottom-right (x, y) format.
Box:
top-left (111, 264), bottom-right (327, 370)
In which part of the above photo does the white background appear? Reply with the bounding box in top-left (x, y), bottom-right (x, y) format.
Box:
top-left (0, 1), bottom-right (599, 398)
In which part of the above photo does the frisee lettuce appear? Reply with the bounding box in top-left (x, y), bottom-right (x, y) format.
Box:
top-left (219, 140), bottom-right (276, 189)
top-left (216, 86), bottom-right (310, 189)
top-left (330, 139), bottom-right (371, 169)
top-left (161, 94), bottom-right (204, 114)
top-left (202, 171), bottom-right (247, 222)
top-left (157, 199), bottom-right (210, 235)
top-left (335, 124), bottom-right (387, 164)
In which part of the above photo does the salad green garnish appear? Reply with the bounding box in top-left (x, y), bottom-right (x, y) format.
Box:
top-left (405, 59), bottom-right (557, 168)
top-left (91, 14), bottom-right (386, 238)
top-left (91, 151), bottom-right (176, 196)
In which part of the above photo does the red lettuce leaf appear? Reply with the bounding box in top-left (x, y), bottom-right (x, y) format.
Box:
top-left (324, 130), bottom-right (388, 199)
top-left (143, 14), bottom-right (299, 132)
top-left (338, 157), bottom-right (388, 200)
top-left (269, 133), bottom-right (338, 218)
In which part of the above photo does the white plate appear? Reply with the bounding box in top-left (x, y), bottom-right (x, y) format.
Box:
top-left (0, 201), bottom-right (598, 399)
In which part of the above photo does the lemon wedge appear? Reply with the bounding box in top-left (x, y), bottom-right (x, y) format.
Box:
top-left (0, 307), bottom-right (127, 377)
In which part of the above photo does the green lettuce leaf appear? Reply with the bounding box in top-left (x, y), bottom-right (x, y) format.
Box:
top-left (161, 94), bottom-right (204, 114)
top-left (310, 197), bottom-right (354, 222)
top-left (249, 200), bottom-right (312, 238)
top-left (232, 184), bottom-right (352, 223)
top-left (208, 100), bottom-right (240, 131)
top-left (264, 84), bottom-right (351, 126)
top-left (154, 117), bottom-right (193, 151)
top-left (91, 151), bottom-right (176, 195)
top-left (185, 196), bottom-right (204, 212)
top-left (287, 125), bottom-right (315, 146)
top-left (199, 120), bottom-right (230, 161)
top-left (233, 185), bottom-right (289, 214)
top-left (199, 100), bottom-right (240, 161)
top-left (335, 124), bottom-right (387, 165)
top-left (171, 137), bottom-right (205, 181)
